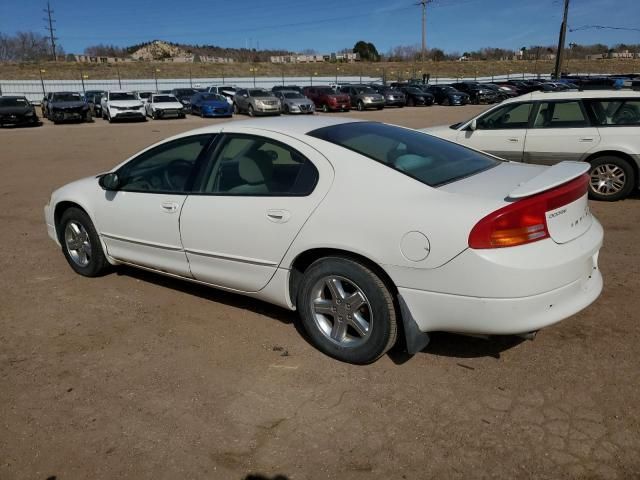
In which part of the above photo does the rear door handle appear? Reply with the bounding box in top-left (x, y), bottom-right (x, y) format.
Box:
top-left (579, 137), bottom-right (594, 142)
top-left (508, 137), bottom-right (519, 143)
top-left (161, 201), bottom-right (179, 213)
top-left (267, 209), bottom-right (291, 223)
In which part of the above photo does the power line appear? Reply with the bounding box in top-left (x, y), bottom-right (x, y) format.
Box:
top-left (570, 24), bottom-right (640, 33)
top-left (43, 1), bottom-right (58, 61)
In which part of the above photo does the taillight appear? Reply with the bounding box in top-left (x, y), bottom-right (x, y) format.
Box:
top-left (468, 174), bottom-right (588, 249)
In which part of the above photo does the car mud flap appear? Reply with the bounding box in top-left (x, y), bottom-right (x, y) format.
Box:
top-left (398, 294), bottom-right (430, 355)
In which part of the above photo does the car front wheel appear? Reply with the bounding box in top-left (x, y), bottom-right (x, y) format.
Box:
top-left (588, 156), bottom-right (635, 201)
top-left (297, 257), bottom-right (398, 364)
top-left (59, 207), bottom-right (109, 277)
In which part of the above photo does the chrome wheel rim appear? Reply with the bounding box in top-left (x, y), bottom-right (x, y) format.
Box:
top-left (590, 164), bottom-right (626, 196)
top-left (64, 221), bottom-right (92, 267)
top-left (310, 275), bottom-right (372, 347)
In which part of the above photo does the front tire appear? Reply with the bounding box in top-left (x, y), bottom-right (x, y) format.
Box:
top-left (588, 156), bottom-right (635, 201)
top-left (297, 257), bottom-right (398, 364)
top-left (248, 105), bottom-right (255, 117)
top-left (59, 207), bottom-right (109, 277)
top-left (357, 100), bottom-right (364, 111)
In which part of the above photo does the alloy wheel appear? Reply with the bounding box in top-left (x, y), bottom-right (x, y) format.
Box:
top-left (590, 164), bottom-right (626, 196)
top-left (64, 221), bottom-right (92, 267)
top-left (310, 275), bottom-right (372, 347)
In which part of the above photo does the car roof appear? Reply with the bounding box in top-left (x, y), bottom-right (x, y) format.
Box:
top-left (176, 116), bottom-right (366, 138)
top-left (504, 90), bottom-right (640, 103)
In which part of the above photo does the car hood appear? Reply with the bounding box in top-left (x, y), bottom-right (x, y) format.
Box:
top-left (0, 106), bottom-right (33, 115)
top-left (50, 101), bottom-right (86, 109)
top-left (420, 125), bottom-right (460, 141)
top-left (153, 102), bottom-right (184, 109)
top-left (200, 100), bottom-right (229, 108)
top-left (285, 98), bottom-right (313, 106)
top-left (108, 100), bottom-right (143, 108)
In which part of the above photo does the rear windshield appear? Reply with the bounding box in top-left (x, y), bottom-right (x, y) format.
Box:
top-left (308, 122), bottom-right (499, 187)
top-left (0, 97), bottom-right (28, 107)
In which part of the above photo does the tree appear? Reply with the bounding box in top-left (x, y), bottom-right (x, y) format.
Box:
top-left (430, 48), bottom-right (445, 62)
top-left (353, 41), bottom-right (380, 61)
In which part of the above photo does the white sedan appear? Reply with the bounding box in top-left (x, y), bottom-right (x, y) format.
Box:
top-left (145, 94), bottom-right (186, 120)
top-left (44, 117), bottom-right (603, 364)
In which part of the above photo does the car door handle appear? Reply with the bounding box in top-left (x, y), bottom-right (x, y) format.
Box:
top-left (507, 137), bottom-right (519, 143)
top-left (266, 209), bottom-right (291, 223)
top-left (161, 201), bottom-right (179, 213)
top-left (579, 137), bottom-right (594, 142)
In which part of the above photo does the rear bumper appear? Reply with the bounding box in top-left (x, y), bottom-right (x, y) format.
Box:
top-left (399, 265), bottom-right (602, 335)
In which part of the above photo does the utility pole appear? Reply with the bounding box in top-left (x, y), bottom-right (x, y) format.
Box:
top-left (553, 0), bottom-right (570, 79)
top-left (43, 2), bottom-right (58, 61)
top-left (416, 0), bottom-right (432, 63)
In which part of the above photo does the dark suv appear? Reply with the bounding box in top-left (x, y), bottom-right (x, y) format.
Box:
top-left (171, 88), bottom-right (199, 113)
top-left (302, 86), bottom-right (351, 112)
top-left (424, 85), bottom-right (470, 106)
top-left (451, 83), bottom-right (499, 104)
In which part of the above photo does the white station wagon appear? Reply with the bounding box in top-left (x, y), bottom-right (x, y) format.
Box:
top-left (45, 117), bottom-right (603, 363)
top-left (424, 91), bottom-right (640, 201)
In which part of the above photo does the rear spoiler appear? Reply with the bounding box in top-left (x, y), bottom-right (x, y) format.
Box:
top-left (508, 161), bottom-right (590, 199)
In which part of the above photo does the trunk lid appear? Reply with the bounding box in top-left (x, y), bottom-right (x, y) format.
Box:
top-left (441, 161), bottom-right (592, 245)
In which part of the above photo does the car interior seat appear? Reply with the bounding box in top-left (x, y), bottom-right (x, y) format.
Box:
top-left (228, 151), bottom-right (273, 194)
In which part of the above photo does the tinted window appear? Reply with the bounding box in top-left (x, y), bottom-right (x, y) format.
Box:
top-left (118, 135), bottom-right (212, 193)
top-left (53, 93), bottom-right (82, 102)
top-left (110, 92), bottom-right (136, 101)
top-left (308, 122), bottom-right (498, 187)
top-left (199, 135), bottom-right (318, 196)
top-left (476, 103), bottom-right (532, 130)
top-left (533, 101), bottom-right (589, 128)
top-left (586, 99), bottom-right (640, 126)
top-left (0, 97), bottom-right (29, 107)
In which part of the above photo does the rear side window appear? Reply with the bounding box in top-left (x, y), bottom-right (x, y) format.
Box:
top-left (308, 122), bottom-right (498, 187)
top-left (533, 101), bottom-right (589, 128)
top-left (586, 99), bottom-right (640, 126)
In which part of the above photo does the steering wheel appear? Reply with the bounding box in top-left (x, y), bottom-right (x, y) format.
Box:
top-left (163, 159), bottom-right (193, 191)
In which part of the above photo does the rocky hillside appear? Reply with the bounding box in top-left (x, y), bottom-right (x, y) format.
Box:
top-left (129, 41), bottom-right (190, 61)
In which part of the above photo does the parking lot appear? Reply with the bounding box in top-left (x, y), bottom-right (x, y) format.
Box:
top-left (1, 105), bottom-right (639, 479)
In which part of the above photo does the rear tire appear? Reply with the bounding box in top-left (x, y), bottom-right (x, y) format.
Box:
top-left (59, 207), bottom-right (110, 277)
top-left (297, 257), bottom-right (398, 364)
top-left (588, 156), bottom-right (635, 201)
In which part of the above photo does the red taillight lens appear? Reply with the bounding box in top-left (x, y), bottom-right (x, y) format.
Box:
top-left (468, 174), bottom-right (588, 249)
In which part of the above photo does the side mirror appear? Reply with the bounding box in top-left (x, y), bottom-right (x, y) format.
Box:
top-left (469, 119), bottom-right (477, 131)
top-left (99, 172), bottom-right (120, 191)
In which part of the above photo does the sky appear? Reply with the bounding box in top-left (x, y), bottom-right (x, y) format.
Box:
top-left (1, 0), bottom-right (639, 55)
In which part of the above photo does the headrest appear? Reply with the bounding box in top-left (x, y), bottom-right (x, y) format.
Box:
top-left (238, 152), bottom-right (273, 185)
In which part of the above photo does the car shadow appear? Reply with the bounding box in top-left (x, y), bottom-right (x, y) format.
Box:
top-left (116, 265), bottom-right (297, 326)
top-left (116, 266), bottom-right (528, 364)
top-left (388, 332), bottom-right (526, 365)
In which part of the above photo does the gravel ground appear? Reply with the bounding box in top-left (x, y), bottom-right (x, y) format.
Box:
top-left (1, 105), bottom-right (639, 480)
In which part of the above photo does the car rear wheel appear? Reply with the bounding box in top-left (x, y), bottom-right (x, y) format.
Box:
top-left (297, 257), bottom-right (398, 364)
top-left (59, 207), bottom-right (109, 277)
top-left (588, 156), bottom-right (635, 201)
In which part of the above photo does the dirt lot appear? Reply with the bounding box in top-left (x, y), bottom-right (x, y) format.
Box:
top-left (1, 106), bottom-right (639, 480)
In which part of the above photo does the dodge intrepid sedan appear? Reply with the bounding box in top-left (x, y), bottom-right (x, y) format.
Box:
top-left (45, 117), bottom-right (603, 363)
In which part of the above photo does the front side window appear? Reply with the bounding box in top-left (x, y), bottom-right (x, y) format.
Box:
top-left (533, 101), bottom-right (589, 128)
top-left (198, 135), bottom-right (318, 196)
top-left (308, 122), bottom-right (498, 187)
top-left (476, 102), bottom-right (532, 130)
top-left (585, 99), bottom-right (640, 126)
top-left (118, 135), bottom-right (213, 193)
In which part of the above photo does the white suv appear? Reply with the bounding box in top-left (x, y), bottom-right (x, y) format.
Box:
top-left (100, 91), bottom-right (146, 123)
top-left (424, 90), bottom-right (640, 200)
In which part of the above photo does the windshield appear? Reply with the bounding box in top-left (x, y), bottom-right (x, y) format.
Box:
top-left (154, 95), bottom-right (177, 103)
top-left (404, 88), bottom-right (422, 94)
top-left (220, 86), bottom-right (236, 92)
top-left (355, 86), bottom-right (376, 94)
top-left (308, 122), bottom-right (498, 187)
top-left (284, 92), bottom-right (305, 99)
top-left (110, 92), bottom-right (136, 101)
top-left (0, 97), bottom-right (29, 107)
top-left (201, 94), bottom-right (226, 102)
top-left (317, 87), bottom-right (334, 94)
top-left (53, 93), bottom-right (82, 102)
top-left (138, 92), bottom-right (152, 99)
top-left (174, 89), bottom-right (197, 97)
top-left (250, 90), bottom-right (273, 97)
